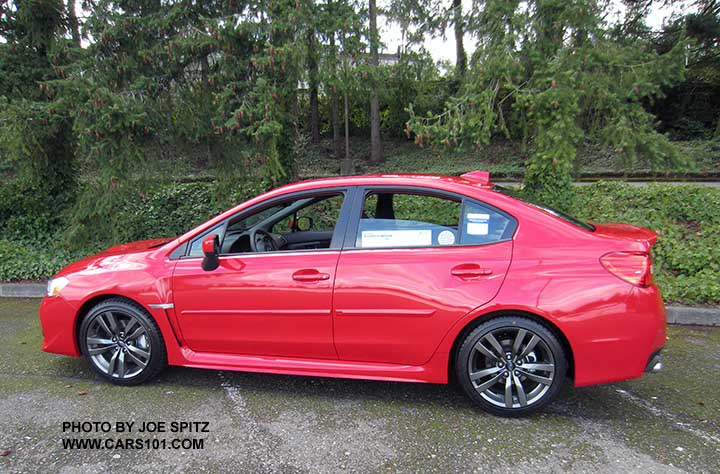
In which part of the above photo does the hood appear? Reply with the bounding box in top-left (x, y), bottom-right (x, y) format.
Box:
top-left (53, 237), bottom-right (175, 278)
top-left (590, 222), bottom-right (658, 247)
top-left (96, 237), bottom-right (175, 257)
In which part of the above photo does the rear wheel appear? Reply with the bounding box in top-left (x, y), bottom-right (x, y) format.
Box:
top-left (79, 298), bottom-right (166, 385)
top-left (456, 316), bottom-right (567, 416)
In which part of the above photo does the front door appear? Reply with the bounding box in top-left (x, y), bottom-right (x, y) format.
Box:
top-left (172, 190), bottom-right (350, 359)
top-left (332, 188), bottom-right (516, 365)
top-left (173, 251), bottom-right (340, 358)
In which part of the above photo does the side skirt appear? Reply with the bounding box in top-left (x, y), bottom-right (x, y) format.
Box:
top-left (173, 347), bottom-right (449, 384)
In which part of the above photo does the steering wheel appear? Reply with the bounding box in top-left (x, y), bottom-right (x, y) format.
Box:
top-left (250, 229), bottom-right (279, 252)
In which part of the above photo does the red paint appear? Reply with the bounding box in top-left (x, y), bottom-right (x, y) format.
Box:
top-left (173, 251), bottom-right (339, 359)
top-left (332, 242), bottom-right (512, 365)
top-left (39, 173), bottom-right (666, 388)
top-left (201, 235), bottom-right (217, 255)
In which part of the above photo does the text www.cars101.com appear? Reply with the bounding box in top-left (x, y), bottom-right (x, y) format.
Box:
top-left (62, 437), bottom-right (205, 450)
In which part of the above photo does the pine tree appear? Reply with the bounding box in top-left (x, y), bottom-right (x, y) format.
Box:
top-left (407, 0), bottom-right (688, 207)
top-left (0, 0), bottom-right (77, 195)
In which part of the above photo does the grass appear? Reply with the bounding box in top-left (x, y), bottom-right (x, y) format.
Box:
top-left (49, 136), bottom-right (719, 185)
top-left (293, 137), bottom-right (720, 180)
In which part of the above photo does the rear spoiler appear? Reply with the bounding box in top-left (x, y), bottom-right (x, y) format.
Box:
top-left (591, 222), bottom-right (659, 249)
top-left (460, 170), bottom-right (492, 187)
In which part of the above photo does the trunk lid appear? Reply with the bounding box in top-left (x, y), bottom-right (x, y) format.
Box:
top-left (590, 222), bottom-right (658, 248)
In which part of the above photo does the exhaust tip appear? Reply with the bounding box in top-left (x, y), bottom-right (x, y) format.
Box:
top-left (644, 352), bottom-right (663, 373)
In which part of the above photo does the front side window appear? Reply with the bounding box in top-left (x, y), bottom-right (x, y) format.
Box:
top-left (355, 190), bottom-right (516, 249)
top-left (220, 192), bottom-right (346, 254)
top-left (187, 225), bottom-right (223, 258)
top-left (272, 194), bottom-right (345, 234)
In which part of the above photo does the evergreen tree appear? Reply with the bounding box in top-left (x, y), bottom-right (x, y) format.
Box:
top-left (407, 0), bottom-right (688, 206)
top-left (368, 0), bottom-right (383, 163)
top-left (0, 0), bottom-right (77, 195)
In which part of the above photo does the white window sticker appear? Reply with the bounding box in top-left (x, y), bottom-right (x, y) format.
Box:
top-left (437, 230), bottom-right (455, 245)
top-left (466, 213), bottom-right (489, 235)
top-left (361, 230), bottom-right (432, 248)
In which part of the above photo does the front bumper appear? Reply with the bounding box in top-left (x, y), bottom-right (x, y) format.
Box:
top-left (39, 296), bottom-right (81, 357)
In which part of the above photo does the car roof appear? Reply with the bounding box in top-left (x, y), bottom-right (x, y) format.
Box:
top-left (271, 173), bottom-right (494, 194)
top-left (168, 171), bottom-right (505, 249)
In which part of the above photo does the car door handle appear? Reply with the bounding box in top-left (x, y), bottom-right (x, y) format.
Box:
top-left (451, 264), bottom-right (493, 279)
top-left (292, 270), bottom-right (330, 282)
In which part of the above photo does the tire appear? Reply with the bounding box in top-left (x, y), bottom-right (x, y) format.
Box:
top-left (455, 316), bottom-right (567, 417)
top-left (79, 298), bottom-right (167, 385)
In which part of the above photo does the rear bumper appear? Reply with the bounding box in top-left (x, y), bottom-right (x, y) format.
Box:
top-left (572, 284), bottom-right (666, 387)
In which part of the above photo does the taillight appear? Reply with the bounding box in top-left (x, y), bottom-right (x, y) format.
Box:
top-left (600, 252), bottom-right (653, 287)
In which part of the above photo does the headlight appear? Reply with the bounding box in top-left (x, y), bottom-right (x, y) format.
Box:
top-left (47, 277), bottom-right (69, 297)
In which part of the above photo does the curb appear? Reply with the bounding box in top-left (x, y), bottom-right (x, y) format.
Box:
top-left (1, 282), bottom-right (718, 326)
top-left (666, 305), bottom-right (720, 327)
top-left (0, 282), bottom-right (46, 298)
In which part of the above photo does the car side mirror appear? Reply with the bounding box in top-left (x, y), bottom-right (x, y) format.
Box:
top-left (296, 216), bottom-right (313, 231)
top-left (201, 235), bottom-right (220, 271)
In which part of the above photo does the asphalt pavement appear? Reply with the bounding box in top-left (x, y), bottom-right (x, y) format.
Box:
top-left (1, 298), bottom-right (718, 474)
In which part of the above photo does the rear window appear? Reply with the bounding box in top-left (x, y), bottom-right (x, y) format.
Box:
top-left (493, 185), bottom-right (595, 232)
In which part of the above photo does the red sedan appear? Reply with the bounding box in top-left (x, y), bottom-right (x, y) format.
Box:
top-left (39, 171), bottom-right (666, 416)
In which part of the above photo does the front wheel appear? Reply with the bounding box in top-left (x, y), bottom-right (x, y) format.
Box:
top-left (455, 316), bottom-right (567, 416)
top-left (79, 298), bottom-right (167, 385)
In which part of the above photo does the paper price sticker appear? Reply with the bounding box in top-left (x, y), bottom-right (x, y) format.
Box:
top-left (466, 213), bottom-right (489, 236)
top-left (361, 229), bottom-right (432, 248)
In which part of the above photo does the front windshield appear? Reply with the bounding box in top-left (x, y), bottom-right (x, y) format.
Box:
top-left (493, 185), bottom-right (595, 232)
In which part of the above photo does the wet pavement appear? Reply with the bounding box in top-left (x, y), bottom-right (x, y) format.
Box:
top-left (1, 298), bottom-right (718, 473)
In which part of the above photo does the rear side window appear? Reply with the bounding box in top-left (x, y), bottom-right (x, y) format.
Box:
top-left (461, 201), bottom-right (516, 245)
top-left (355, 190), bottom-right (516, 249)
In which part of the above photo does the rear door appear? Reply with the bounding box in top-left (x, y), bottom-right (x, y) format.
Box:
top-left (332, 187), bottom-right (516, 365)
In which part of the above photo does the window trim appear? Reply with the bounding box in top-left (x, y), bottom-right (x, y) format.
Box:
top-left (176, 187), bottom-right (357, 259)
top-left (344, 185), bottom-right (518, 251)
top-left (184, 223), bottom-right (225, 259)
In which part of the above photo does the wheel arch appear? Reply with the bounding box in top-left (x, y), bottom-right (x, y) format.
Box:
top-left (74, 294), bottom-right (167, 350)
top-left (447, 309), bottom-right (575, 383)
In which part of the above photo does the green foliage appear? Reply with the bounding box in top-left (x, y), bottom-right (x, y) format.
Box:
top-left (2, 176), bottom-right (718, 306)
top-left (63, 179), bottom-right (268, 250)
top-left (0, 0), bottom-right (78, 196)
top-left (0, 0), bottom-right (717, 308)
top-left (0, 178), bottom-right (267, 282)
top-left (407, 0), bottom-right (689, 208)
top-left (0, 98), bottom-right (76, 193)
top-left (111, 181), bottom-right (267, 244)
top-left (380, 56), bottom-right (450, 139)
top-left (570, 182), bottom-right (720, 305)
top-left (649, 3), bottom-right (720, 139)
top-left (0, 239), bottom-right (86, 282)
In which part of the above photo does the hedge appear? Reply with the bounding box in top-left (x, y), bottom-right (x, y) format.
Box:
top-left (570, 182), bottom-right (720, 305)
top-left (0, 181), bottom-right (718, 305)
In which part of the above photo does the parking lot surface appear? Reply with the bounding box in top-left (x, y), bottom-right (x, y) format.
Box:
top-left (1, 298), bottom-right (718, 473)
